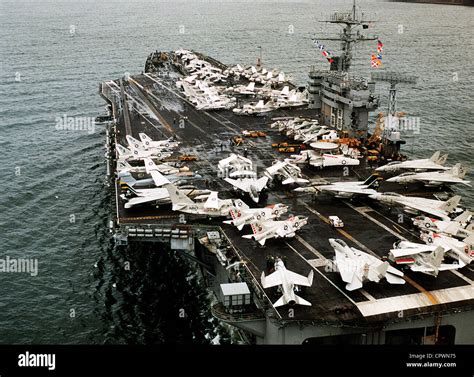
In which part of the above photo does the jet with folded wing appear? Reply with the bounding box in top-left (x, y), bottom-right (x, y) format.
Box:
top-left (139, 133), bottom-right (180, 150)
top-left (376, 151), bottom-right (449, 173)
top-left (387, 163), bottom-right (470, 187)
top-left (389, 241), bottom-right (463, 276)
top-left (420, 232), bottom-right (474, 266)
top-left (224, 176), bottom-right (269, 203)
top-left (263, 160), bottom-right (309, 185)
top-left (413, 211), bottom-right (473, 238)
top-left (165, 184), bottom-right (233, 217)
top-left (242, 215), bottom-right (308, 245)
top-left (329, 238), bottom-right (405, 291)
top-left (294, 174), bottom-right (380, 198)
top-left (116, 144), bottom-right (172, 161)
top-left (369, 193), bottom-right (461, 221)
top-left (223, 199), bottom-right (288, 230)
top-left (261, 257), bottom-right (314, 307)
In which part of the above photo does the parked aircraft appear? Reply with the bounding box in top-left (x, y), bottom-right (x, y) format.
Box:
top-left (376, 151), bottom-right (449, 173)
top-left (329, 238), bottom-right (405, 291)
top-left (369, 193), bottom-right (461, 221)
top-left (223, 199), bottom-right (288, 230)
top-left (389, 241), bottom-right (463, 276)
top-left (261, 257), bottom-right (314, 307)
top-left (242, 215), bottom-right (308, 245)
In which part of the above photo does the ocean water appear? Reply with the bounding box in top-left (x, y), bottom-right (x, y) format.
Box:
top-left (0, 0), bottom-right (472, 343)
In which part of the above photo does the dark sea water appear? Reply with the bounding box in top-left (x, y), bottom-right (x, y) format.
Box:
top-left (0, 0), bottom-right (472, 344)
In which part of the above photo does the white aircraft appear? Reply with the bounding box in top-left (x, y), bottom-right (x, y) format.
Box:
top-left (261, 257), bottom-right (314, 307)
top-left (289, 149), bottom-right (360, 169)
top-left (224, 176), bottom-right (269, 203)
top-left (166, 185), bottom-right (233, 217)
top-left (122, 184), bottom-right (210, 209)
top-left (369, 193), bottom-right (461, 221)
top-left (233, 100), bottom-right (275, 116)
top-left (218, 154), bottom-right (254, 178)
top-left (386, 163), bottom-right (470, 187)
top-left (223, 199), bottom-right (288, 230)
top-left (389, 240), bottom-right (463, 276)
top-left (420, 232), bottom-right (474, 266)
top-left (376, 151), bottom-right (449, 173)
top-left (263, 160), bottom-right (309, 185)
top-left (242, 215), bottom-right (308, 245)
top-left (294, 174), bottom-right (380, 198)
top-left (116, 144), bottom-right (172, 161)
top-left (126, 135), bottom-right (177, 153)
top-left (139, 133), bottom-right (180, 150)
top-left (329, 239), bottom-right (405, 291)
top-left (413, 211), bottom-right (473, 238)
top-left (224, 82), bottom-right (256, 95)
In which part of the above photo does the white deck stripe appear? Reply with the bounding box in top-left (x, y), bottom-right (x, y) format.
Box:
top-left (357, 285), bottom-right (474, 317)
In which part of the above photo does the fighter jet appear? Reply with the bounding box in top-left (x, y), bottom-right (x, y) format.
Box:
top-left (126, 135), bottom-right (176, 153)
top-left (376, 151), bottom-right (449, 173)
top-left (218, 154), bottom-right (254, 178)
top-left (369, 193), bottom-right (461, 221)
top-left (224, 176), bottom-right (269, 203)
top-left (139, 133), bottom-right (180, 150)
top-left (294, 174), bottom-right (381, 198)
top-left (242, 215), bottom-right (308, 245)
top-left (289, 149), bottom-right (359, 169)
top-left (329, 239), bottom-right (405, 291)
top-left (413, 211), bottom-right (473, 238)
top-left (263, 160), bottom-right (309, 185)
top-left (261, 257), bottom-right (314, 307)
top-left (389, 240), bottom-right (463, 276)
top-left (121, 185), bottom-right (210, 209)
top-left (116, 144), bottom-right (172, 161)
top-left (386, 163), bottom-right (470, 187)
top-left (166, 185), bottom-right (233, 217)
top-left (223, 199), bottom-right (288, 230)
top-left (420, 232), bottom-right (474, 266)
top-left (233, 100), bottom-right (275, 116)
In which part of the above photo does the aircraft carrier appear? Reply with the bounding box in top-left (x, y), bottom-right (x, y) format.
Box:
top-left (98, 6), bottom-right (474, 345)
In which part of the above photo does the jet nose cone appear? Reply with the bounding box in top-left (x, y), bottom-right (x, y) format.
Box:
top-left (369, 194), bottom-right (378, 200)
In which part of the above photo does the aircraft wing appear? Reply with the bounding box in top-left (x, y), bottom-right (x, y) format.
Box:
top-left (286, 270), bottom-right (312, 287)
top-left (416, 176), bottom-right (471, 186)
top-left (399, 200), bottom-right (450, 220)
top-left (335, 253), bottom-right (359, 289)
top-left (204, 192), bottom-right (220, 209)
top-left (261, 271), bottom-right (282, 289)
top-left (150, 170), bottom-right (171, 187)
top-left (224, 178), bottom-right (250, 193)
top-left (390, 246), bottom-right (437, 258)
top-left (265, 161), bottom-right (286, 175)
top-left (320, 186), bottom-right (377, 196)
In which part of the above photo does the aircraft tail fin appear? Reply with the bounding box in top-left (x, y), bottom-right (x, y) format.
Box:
top-left (466, 223), bottom-right (474, 233)
top-left (121, 183), bottom-right (139, 197)
top-left (254, 177), bottom-right (269, 192)
top-left (437, 153), bottom-right (449, 166)
top-left (118, 172), bottom-right (136, 187)
top-left (463, 234), bottom-right (474, 245)
top-left (453, 210), bottom-right (471, 223)
top-left (165, 184), bottom-right (195, 206)
top-left (451, 163), bottom-right (468, 179)
top-left (427, 246), bottom-right (445, 269)
top-left (429, 151), bottom-right (441, 162)
top-left (126, 135), bottom-right (144, 150)
top-left (440, 195), bottom-right (461, 213)
top-left (364, 174), bottom-right (382, 188)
